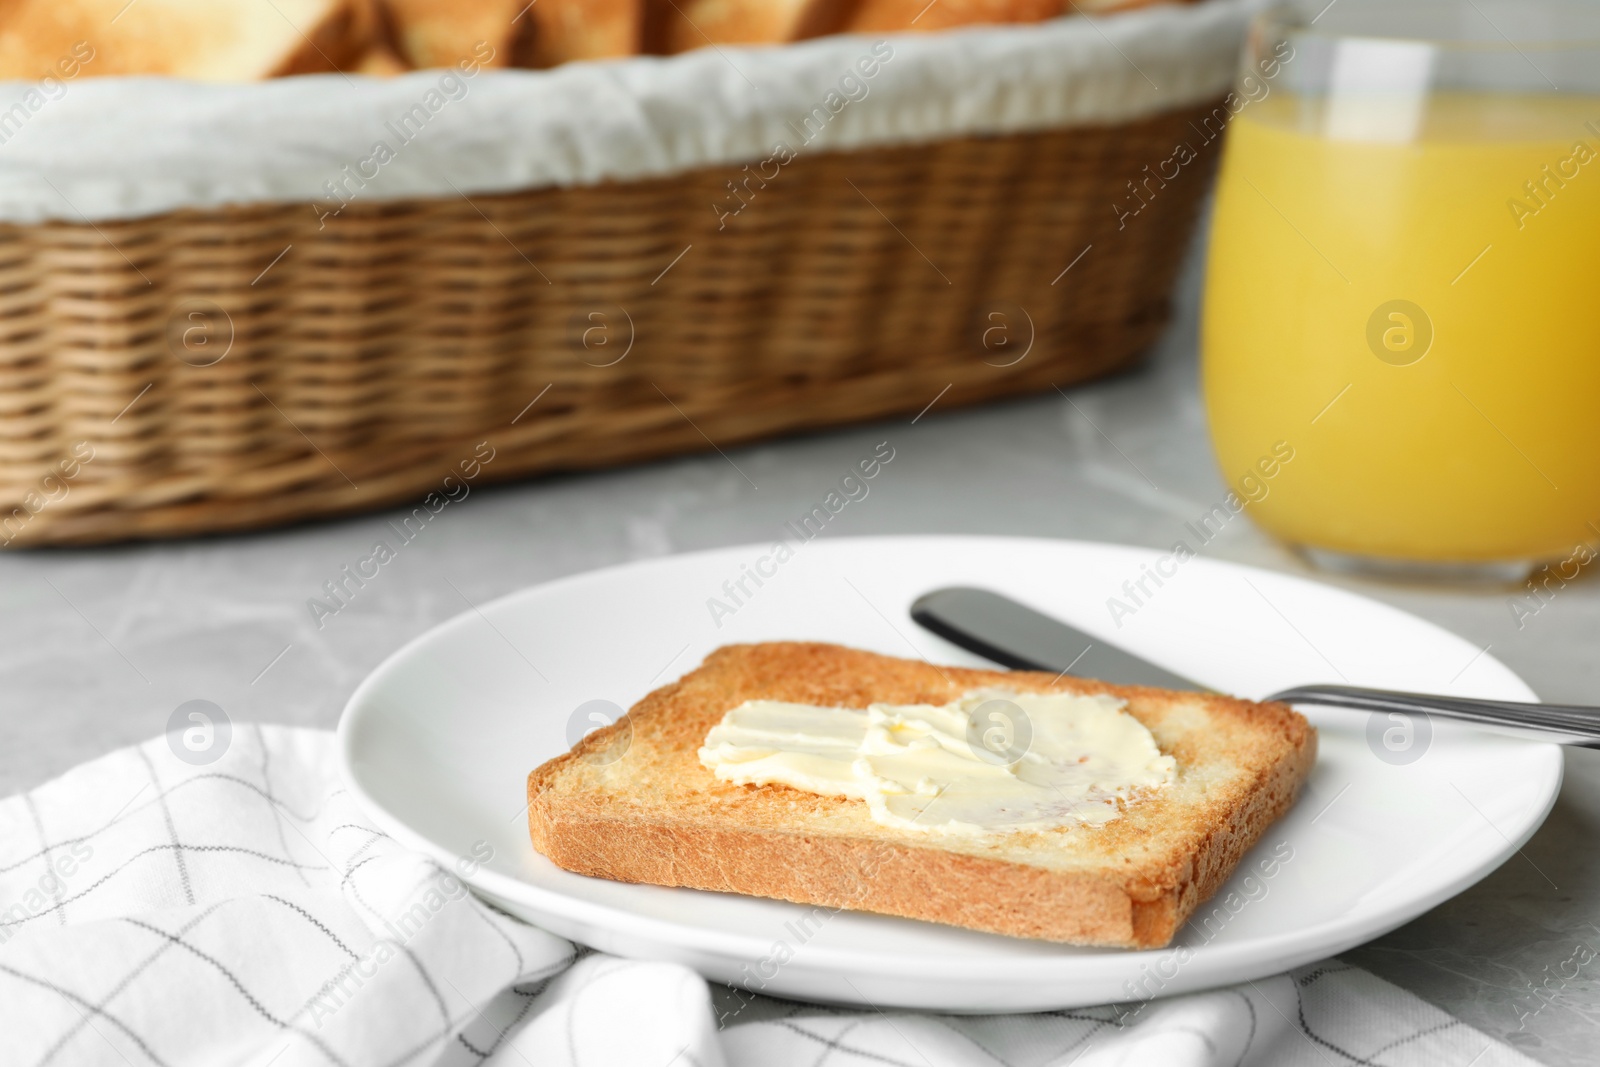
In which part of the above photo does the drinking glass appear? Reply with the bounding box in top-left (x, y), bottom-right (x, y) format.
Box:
top-left (1202, 0), bottom-right (1600, 581)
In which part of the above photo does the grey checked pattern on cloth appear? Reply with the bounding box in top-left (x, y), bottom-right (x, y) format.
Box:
top-left (0, 726), bottom-right (1542, 1066)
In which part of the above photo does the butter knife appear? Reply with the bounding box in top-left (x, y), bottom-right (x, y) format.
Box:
top-left (910, 586), bottom-right (1600, 746)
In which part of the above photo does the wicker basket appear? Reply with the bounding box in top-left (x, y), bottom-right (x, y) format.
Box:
top-left (0, 99), bottom-right (1219, 546)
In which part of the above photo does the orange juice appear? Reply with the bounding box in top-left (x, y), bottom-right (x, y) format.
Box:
top-left (1203, 94), bottom-right (1600, 564)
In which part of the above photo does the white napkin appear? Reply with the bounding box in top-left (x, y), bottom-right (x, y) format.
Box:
top-left (0, 726), bottom-right (1537, 1067)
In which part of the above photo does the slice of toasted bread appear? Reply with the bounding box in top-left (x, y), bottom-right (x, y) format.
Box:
top-left (0, 0), bottom-right (369, 81)
top-left (527, 642), bottom-right (1315, 949)
top-left (844, 0), bottom-right (1063, 32)
top-left (653, 0), bottom-right (857, 53)
top-left (380, 0), bottom-right (536, 69)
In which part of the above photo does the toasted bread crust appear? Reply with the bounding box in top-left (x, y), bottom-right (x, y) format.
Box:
top-left (0, 0), bottom-right (368, 81)
top-left (380, 0), bottom-right (535, 69)
top-left (528, 0), bottom-right (644, 66)
top-left (271, 0), bottom-right (369, 77)
top-left (845, 0), bottom-right (1063, 32)
top-left (528, 642), bottom-right (1315, 948)
top-left (652, 0), bottom-right (858, 53)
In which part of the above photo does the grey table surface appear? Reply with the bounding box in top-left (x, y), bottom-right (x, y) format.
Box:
top-left (2, 230), bottom-right (1595, 1064)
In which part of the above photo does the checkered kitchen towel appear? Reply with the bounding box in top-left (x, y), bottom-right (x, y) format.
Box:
top-left (0, 726), bottom-right (1539, 1067)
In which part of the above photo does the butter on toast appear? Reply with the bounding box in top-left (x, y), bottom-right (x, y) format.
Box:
top-left (527, 642), bottom-right (1316, 948)
top-left (0, 0), bottom-right (369, 80)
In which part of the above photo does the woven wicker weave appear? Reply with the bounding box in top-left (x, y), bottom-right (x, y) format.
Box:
top-left (0, 100), bottom-right (1219, 545)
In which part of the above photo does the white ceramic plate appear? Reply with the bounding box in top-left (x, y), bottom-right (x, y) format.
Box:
top-left (337, 536), bottom-right (1562, 1012)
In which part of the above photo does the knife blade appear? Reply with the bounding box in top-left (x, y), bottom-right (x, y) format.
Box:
top-left (909, 586), bottom-right (1203, 691)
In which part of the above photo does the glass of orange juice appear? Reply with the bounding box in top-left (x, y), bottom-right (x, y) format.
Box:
top-left (1202, 0), bottom-right (1600, 580)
